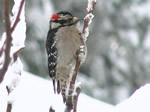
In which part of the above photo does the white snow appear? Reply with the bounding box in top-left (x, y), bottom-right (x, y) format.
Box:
top-left (0, 33), bottom-right (6, 69)
top-left (82, 0), bottom-right (95, 41)
top-left (2, 0), bottom-right (26, 92)
top-left (11, 0), bottom-right (26, 52)
top-left (87, 0), bottom-right (96, 12)
top-left (83, 13), bottom-right (94, 41)
top-left (83, 13), bottom-right (94, 37)
top-left (1, 62), bottom-right (150, 112)
top-left (0, 83), bottom-right (8, 112)
top-left (0, 0), bottom-right (26, 111)
top-left (78, 93), bottom-right (114, 112)
top-left (0, 33), bottom-right (6, 49)
top-left (8, 71), bottom-right (150, 112)
top-left (0, 0), bottom-right (26, 88)
top-left (85, 13), bottom-right (94, 25)
top-left (115, 84), bottom-right (150, 112)
top-left (1, 71), bottom-right (114, 112)
top-left (5, 58), bottom-right (23, 92)
top-left (82, 27), bottom-right (89, 41)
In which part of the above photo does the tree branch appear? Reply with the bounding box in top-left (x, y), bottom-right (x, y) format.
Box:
top-left (82, 0), bottom-right (96, 42)
top-left (0, 0), bottom-right (12, 83)
top-left (0, 0), bottom-right (25, 84)
top-left (13, 47), bottom-right (25, 62)
top-left (6, 103), bottom-right (12, 112)
top-left (73, 87), bottom-right (81, 112)
top-left (0, 39), bottom-right (7, 57)
top-left (6, 86), bottom-right (12, 112)
top-left (49, 107), bottom-right (55, 112)
top-left (65, 56), bottom-right (81, 112)
top-left (11, 0), bottom-right (25, 33)
top-left (0, 0), bottom-right (25, 112)
top-left (65, 0), bottom-right (96, 112)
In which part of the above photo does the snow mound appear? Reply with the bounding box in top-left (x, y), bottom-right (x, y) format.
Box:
top-left (115, 84), bottom-right (150, 112)
top-left (10, 72), bottom-right (114, 112)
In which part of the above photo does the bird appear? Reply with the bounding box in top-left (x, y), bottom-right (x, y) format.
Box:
top-left (46, 11), bottom-right (87, 102)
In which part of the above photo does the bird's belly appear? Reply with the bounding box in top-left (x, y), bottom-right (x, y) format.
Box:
top-left (57, 41), bottom-right (78, 67)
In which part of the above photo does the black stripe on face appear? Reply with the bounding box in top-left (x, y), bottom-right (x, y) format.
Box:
top-left (51, 18), bottom-right (73, 25)
top-left (57, 11), bottom-right (73, 17)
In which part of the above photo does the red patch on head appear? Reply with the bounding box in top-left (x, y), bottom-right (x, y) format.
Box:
top-left (50, 14), bottom-right (60, 20)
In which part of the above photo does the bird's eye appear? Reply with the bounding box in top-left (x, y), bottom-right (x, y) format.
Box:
top-left (67, 18), bottom-right (73, 23)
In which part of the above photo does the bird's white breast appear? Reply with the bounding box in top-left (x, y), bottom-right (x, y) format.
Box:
top-left (55, 25), bottom-right (81, 67)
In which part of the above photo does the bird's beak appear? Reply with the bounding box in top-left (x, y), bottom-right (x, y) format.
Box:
top-left (73, 17), bottom-right (80, 23)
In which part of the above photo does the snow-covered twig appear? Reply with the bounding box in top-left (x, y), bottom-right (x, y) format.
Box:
top-left (0, 0), bottom-right (25, 84)
top-left (0, 39), bottom-right (7, 57)
top-left (13, 47), bottom-right (25, 62)
top-left (73, 86), bottom-right (81, 112)
top-left (82, 0), bottom-right (96, 42)
top-left (0, 0), bottom-right (12, 83)
top-left (65, 57), bottom-right (81, 112)
top-left (65, 0), bottom-right (96, 112)
top-left (0, 0), bottom-right (26, 112)
top-left (11, 0), bottom-right (25, 33)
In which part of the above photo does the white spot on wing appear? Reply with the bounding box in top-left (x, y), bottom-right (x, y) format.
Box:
top-left (51, 41), bottom-right (56, 48)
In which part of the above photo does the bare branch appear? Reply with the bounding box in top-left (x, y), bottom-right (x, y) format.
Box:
top-left (0, 39), bottom-right (7, 57)
top-left (11, 0), bottom-right (25, 33)
top-left (0, 0), bottom-right (12, 83)
top-left (6, 103), bottom-right (12, 112)
top-left (0, 0), bottom-right (25, 84)
top-left (65, 56), bottom-right (81, 112)
top-left (6, 86), bottom-right (11, 95)
top-left (73, 87), bottom-right (81, 112)
top-left (49, 107), bottom-right (55, 112)
top-left (0, 1), bottom-right (25, 112)
top-left (13, 47), bottom-right (25, 62)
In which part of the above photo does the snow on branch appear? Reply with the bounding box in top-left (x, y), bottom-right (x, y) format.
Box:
top-left (0, 0), bottom-right (25, 83)
top-left (64, 0), bottom-right (96, 112)
top-left (0, 0), bottom-right (12, 83)
top-left (82, 0), bottom-right (96, 42)
top-left (11, 0), bottom-right (25, 33)
top-left (0, 0), bottom-right (26, 112)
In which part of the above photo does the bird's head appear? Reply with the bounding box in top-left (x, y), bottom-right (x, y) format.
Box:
top-left (49, 11), bottom-right (80, 29)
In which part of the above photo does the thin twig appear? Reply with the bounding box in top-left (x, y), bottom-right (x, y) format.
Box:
top-left (70, 56), bottom-right (81, 87)
top-left (6, 86), bottom-right (11, 95)
top-left (6, 103), bottom-right (12, 112)
top-left (0, 39), bottom-right (7, 57)
top-left (73, 87), bottom-right (81, 112)
top-left (13, 47), bottom-right (25, 62)
top-left (0, 0), bottom-right (12, 84)
top-left (66, 56), bottom-right (81, 112)
top-left (0, 0), bottom-right (25, 84)
top-left (82, 0), bottom-right (96, 42)
top-left (11, 0), bottom-right (25, 33)
top-left (49, 107), bottom-right (55, 112)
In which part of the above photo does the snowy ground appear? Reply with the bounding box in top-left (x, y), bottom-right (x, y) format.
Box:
top-left (115, 84), bottom-right (150, 112)
top-left (1, 71), bottom-right (150, 112)
top-left (5, 72), bottom-right (114, 112)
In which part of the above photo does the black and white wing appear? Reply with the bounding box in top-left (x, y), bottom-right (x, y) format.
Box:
top-left (46, 29), bottom-right (58, 93)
